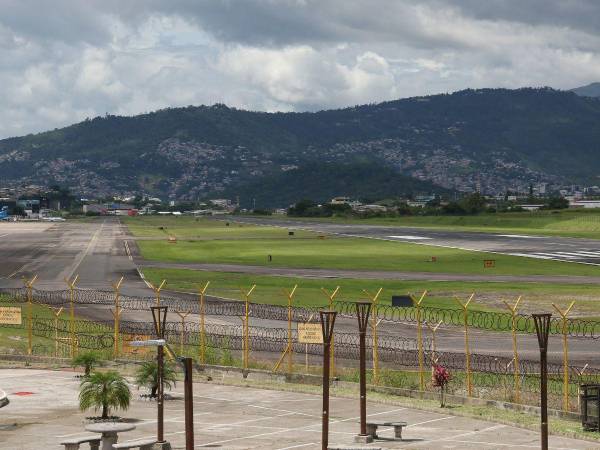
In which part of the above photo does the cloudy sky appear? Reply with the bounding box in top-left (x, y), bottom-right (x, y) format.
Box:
top-left (1, 0), bottom-right (600, 139)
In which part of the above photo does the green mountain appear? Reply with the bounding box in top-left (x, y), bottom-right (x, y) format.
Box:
top-left (2, 87), bottom-right (600, 206)
top-left (571, 82), bottom-right (600, 98)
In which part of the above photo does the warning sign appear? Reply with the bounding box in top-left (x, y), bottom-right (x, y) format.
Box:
top-left (298, 323), bottom-right (323, 344)
top-left (122, 333), bottom-right (150, 355)
top-left (0, 307), bottom-right (22, 325)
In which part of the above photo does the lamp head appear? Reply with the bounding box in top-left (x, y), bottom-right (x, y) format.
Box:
top-left (151, 306), bottom-right (168, 338)
top-left (319, 310), bottom-right (337, 344)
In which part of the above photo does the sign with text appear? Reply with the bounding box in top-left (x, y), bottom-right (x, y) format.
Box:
top-left (0, 307), bottom-right (22, 325)
top-left (122, 333), bottom-right (150, 355)
top-left (298, 323), bottom-right (323, 344)
top-left (483, 259), bottom-right (496, 268)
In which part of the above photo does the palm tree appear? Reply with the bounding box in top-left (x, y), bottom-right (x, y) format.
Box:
top-left (72, 352), bottom-right (101, 377)
top-left (79, 371), bottom-right (131, 419)
top-left (135, 360), bottom-right (177, 398)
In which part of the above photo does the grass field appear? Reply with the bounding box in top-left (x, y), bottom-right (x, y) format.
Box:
top-left (126, 217), bottom-right (600, 277)
top-left (141, 267), bottom-right (600, 314)
top-left (270, 209), bottom-right (600, 238)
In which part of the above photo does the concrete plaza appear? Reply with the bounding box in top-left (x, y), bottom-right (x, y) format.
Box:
top-left (0, 368), bottom-right (597, 449)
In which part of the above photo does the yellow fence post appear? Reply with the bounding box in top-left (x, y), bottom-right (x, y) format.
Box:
top-left (411, 290), bottom-right (428, 391)
top-left (175, 310), bottom-right (191, 355)
top-left (363, 287), bottom-right (383, 384)
top-left (273, 285), bottom-right (298, 374)
top-left (552, 301), bottom-right (575, 412)
top-left (198, 281), bottom-right (210, 364)
top-left (149, 279), bottom-right (167, 306)
top-left (425, 320), bottom-right (443, 362)
top-left (240, 284), bottom-right (256, 370)
top-left (64, 274), bottom-right (79, 358)
top-left (47, 305), bottom-right (63, 357)
top-left (22, 274), bottom-right (37, 355)
top-left (503, 296), bottom-right (522, 404)
top-left (321, 286), bottom-right (340, 376)
top-left (111, 276), bottom-right (124, 359)
top-left (455, 293), bottom-right (474, 397)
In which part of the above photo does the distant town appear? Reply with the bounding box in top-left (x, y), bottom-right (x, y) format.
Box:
top-left (4, 181), bottom-right (600, 220)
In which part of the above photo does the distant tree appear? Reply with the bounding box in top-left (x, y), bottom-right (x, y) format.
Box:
top-left (287, 199), bottom-right (318, 216)
top-left (545, 196), bottom-right (569, 209)
top-left (460, 193), bottom-right (487, 214)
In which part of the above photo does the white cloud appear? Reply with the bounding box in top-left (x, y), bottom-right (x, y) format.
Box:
top-left (1, 0), bottom-right (600, 138)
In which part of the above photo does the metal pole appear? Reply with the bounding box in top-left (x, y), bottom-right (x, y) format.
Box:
top-left (240, 285), bottom-right (256, 370)
top-left (533, 313), bottom-right (552, 450)
top-left (65, 275), bottom-right (79, 358)
top-left (151, 306), bottom-right (168, 445)
top-left (320, 310), bottom-right (337, 450)
top-left (412, 291), bottom-right (427, 391)
top-left (22, 275), bottom-right (37, 355)
top-left (553, 301), bottom-right (575, 412)
top-left (363, 288), bottom-right (382, 385)
top-left (183, 357), bottom-right (194, 450)
top-left (181, 311), bottom-right (190, 354)
top-left (321, 287), bottom-right (340, 377)
top-left (503, 296), bottom-right (522, 404)
top-left (356, 302), bottom-right (372, 441)
top-left (287, 285), bottom-right (297, 374)
top-left (199, 282), bottom-right (210, 364)
top-left (112, 276), bottom-right (124, 359)
top-left (157, 343), bottom-right (164, 443)
top-left (455, 294), bottom-right (474, 397)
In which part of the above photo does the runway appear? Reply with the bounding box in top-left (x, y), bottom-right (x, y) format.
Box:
top-left (228, 217), bottom-right (600, 267)
top-left (0, 218), bottom-right (150, 296)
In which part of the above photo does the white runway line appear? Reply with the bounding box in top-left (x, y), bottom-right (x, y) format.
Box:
top-left (508, 253), bottom-right (554, 259)
top-left (388, 235), bottom-right (432, 240)
top-left (532, 252), bottom-right (579, 259)
top-left (496, 234), bottom-right (541, 239)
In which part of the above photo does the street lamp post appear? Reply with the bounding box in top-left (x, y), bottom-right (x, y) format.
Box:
top-left (533, 313), bottom-right (552, 450)
top-left (355, 301), bottom-right (372, 443)
top-left (151, 306), bottom-right (168, 445)
top-left (320, 310), bottom-right (337, 450)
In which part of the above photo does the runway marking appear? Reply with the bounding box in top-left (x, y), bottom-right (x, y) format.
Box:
top-left (65, 220), bottom-right (104, 279)
top-left (531, 252), bottom-right (579, 259)
top-left (124, 240), bottom-right (133, 260)
top-left (388, 235), bottom-right (432, 240)
top-left (495, 234), bottom-right (541, 239)
top-left (507, 253), bottom-right (554, 259)
top-left (0, 233), bottom-right (8, 238)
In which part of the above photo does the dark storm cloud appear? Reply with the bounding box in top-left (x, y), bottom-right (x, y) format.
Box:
top-left (0, 0), bottom-right (599, 138)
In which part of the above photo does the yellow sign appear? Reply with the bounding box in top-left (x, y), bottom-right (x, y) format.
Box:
top-left (298, 323), bottom-right (323, 344)
top-left (122, 333), bottom-right (150, 355)
top-left (0, 307), bottom-right (22, 325)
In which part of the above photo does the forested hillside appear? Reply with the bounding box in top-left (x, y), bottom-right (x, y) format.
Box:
top-left (2, 87), bottom-right (600, 206)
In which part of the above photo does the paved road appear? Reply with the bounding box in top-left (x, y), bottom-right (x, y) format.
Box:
top-left (228, 216), bottom-right (600, 267)
top-left (0, 218), bottom-right (150, 296)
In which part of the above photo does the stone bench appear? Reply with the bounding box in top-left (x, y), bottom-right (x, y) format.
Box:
top-left (365, 421), bottom-right (407, 440)
top-left (112, 438), bottom-right (157, 450)
top-left (60, 436), bottom-right (101, 450)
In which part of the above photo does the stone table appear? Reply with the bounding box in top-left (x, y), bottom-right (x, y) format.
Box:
top-left (85, 422), bottom-right (136, 450)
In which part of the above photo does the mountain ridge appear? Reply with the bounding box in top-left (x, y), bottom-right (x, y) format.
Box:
top-left (2, 87), bottom-right (600, 206)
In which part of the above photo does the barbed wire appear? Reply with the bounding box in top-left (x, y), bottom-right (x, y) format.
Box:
top-left (3, 287), bottom-right (600, 338)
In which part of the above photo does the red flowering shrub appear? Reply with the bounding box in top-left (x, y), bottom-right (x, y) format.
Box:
top-left (432, 364), bottom-right (451, 388)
